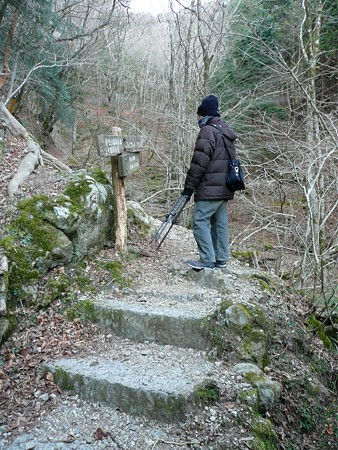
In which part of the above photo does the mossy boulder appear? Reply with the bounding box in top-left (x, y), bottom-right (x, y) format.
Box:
top-left (250, 272), bottom-right (280, 293)
top-left (231, 250), bottom-right (257, 266)
top-left (62, 170), bottom-right (114, 258)
top-left (126, 200), bottom-right (156, 239)
top-left (15, 169), bottom-right (114, 260)
top-left (19, 194), bottom-right (79, 235)
top-left (0, 169), bottom-right (114, 308)
top-left (233, 363), bottom-right (282, 411)
top-left (1, 221), bottom-right (72, 304)
top-left (225, 304), bottom-right (273, 368)
top-left (236, 329), bottom-right (269, 368)
top-left (226, 303), bottom-right (253, 328)
top-left (250, 416), bottom-right (278, 450)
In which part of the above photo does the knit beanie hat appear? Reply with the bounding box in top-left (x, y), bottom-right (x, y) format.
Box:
top-left (197, 95), bottom-right (220, 117)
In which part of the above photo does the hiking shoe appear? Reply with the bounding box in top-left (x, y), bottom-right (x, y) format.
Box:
top-left (186, 260), bottom-right (215, 270)
top-left (215, 261), bottom-right (227, 268)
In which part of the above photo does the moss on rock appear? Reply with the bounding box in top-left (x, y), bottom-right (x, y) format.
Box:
top-left (87, 168), bottom-right (111, 186)
top-left (67, 299), bottom-right (96, 321)
top-left (250, 272), bottom-right (280, 293)
top-left (1, 234), bottom-right (42, 304)
top-left (231, 250), bottom-right (257, 264)
top-left (41, 274), bottom-right (71, 307)
top-left (238, 389), bottom-right (259, 409)
top-left (250, 416), bottom-right (278, 450)
top-left (194, 382), bottom-right (219, 404)
top-left (307, 314), bottom-right (334, 349)
top-left (223, 303), bottom-right (273, 368)
top-left (226, 303), bottom-right (253, 329)
top-left (238, 328), bottom-right (269, 368)
top-left (1, 214), bottom-right (72, 304)
top-left (0, 169), bottom-right (114, 313)
top-left (96, 260), bottom-right (131, 289)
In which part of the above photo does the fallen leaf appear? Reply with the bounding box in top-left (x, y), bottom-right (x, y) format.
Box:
top-left (326, 425), bottom-right (334, 435)
top-left (45, 372), bottom-right (54, 382)
top-left (93, 427), bottom-right (109, 440)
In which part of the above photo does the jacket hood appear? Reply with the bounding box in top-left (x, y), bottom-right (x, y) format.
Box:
top-left (208, 117), bottom-right (237, 141)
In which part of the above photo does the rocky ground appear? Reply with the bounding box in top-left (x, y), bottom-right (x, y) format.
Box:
top-left (0, 136), bottom-right (337, 450)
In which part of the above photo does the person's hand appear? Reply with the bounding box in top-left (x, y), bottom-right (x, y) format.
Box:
top-left (181, 187), bottom-right (194, 199)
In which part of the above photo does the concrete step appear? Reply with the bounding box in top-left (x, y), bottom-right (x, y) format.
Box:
top-left (45, 340), bottom-right (221, 422)
top-left (92, 287), bottom-right (223, 350)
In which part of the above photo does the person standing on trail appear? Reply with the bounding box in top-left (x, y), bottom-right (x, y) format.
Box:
top-left (181, 94), bottom-right (238, 270)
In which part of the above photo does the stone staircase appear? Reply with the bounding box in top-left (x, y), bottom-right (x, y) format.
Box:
top-left (45, 278), bottom-right (227, 422)
top-left (3, 257), bottom-right (285, 449)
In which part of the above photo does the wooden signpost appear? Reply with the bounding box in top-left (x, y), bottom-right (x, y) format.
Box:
top-left (96, 131), bottom-right (145, 252)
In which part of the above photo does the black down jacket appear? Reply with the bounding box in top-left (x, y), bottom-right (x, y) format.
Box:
top-left (184, 116), bottom-right (237, 201)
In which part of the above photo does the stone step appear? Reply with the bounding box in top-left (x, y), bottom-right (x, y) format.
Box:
top-left (45, 340), bottom-right (222, 422)
top-left (92, 288), bottom-right (224, 350)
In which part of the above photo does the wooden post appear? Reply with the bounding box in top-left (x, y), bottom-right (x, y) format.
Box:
top-left (96, 130), bottom-right (145, 254)
top-left (111, 155), bottom-right (127, 253)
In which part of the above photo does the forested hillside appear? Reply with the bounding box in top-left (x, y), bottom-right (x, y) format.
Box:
top-left (1, 0), bottom-right (336, 341)
top-left (0, 0), bottom-right (337, 448)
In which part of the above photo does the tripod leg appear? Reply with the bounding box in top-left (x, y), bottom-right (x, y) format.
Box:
top-left (150, 194), bottom-right (190, 249)
top-left (156, 222), bottom-right (174, 250)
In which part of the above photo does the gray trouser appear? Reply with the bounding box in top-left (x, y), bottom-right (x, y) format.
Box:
top-left (193, 200), bottom-right (229, 263)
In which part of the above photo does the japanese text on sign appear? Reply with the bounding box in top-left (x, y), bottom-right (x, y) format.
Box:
top-left (123, 135), bottom-right (145, 152)
top-left (96, 135), bottom-right (123, 156)
top-left (118, 153), bottom-right (140, 177)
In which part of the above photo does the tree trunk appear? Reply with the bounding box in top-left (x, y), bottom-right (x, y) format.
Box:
top-left (7, 139), bottom-right (41, 197)
top-left (0, 102), bottom-right (72, 197)
top-left (297, 0), bottom-right (324, 290)
top-left (111, 156), bottom-right (127, 253)
top-left (0, 102), bottom-right (27, 138)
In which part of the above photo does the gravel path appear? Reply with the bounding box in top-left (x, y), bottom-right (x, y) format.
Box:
top-left (0, 219), bottom-right (267, 449)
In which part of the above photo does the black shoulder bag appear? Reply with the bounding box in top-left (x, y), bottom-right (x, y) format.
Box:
top-left (226, 155), bottom-right (245, 192)
top-left (213, 125), bottom-right (245, 192)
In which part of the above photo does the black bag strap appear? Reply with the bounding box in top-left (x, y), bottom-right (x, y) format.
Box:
top-left (211, 124), bottom-right (233, 160)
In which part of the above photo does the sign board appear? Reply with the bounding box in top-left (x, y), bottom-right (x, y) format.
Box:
top-left (96, 134), bottom-right (145, 156)
top-left (118, 153), bottom-right (140, 177)
top-left (123, 135), bottom-right (146, 153)
top-left (96, 135), bottom-right (123, 156)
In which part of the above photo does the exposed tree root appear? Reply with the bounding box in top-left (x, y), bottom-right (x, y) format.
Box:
top-left (40, 149), bottom-right (73, 174)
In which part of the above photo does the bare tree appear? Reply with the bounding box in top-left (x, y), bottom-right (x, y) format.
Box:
top-left (162, 0), bottom-right (230, 206)
top-left (222, 0), bottom-right (337, 302)
top-left (0, 0), bottom-right (123, 194)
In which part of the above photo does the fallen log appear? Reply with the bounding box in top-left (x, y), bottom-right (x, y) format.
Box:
top-left (1, 102), bottom-right (73, 197)
top-left (0, 101), bottom-right (27, 138)
top-left (7, 139), bottom-right (41, 197)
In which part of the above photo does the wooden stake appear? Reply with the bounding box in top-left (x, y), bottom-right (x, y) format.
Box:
top-left (111, 155), bottom-right (127, 253)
